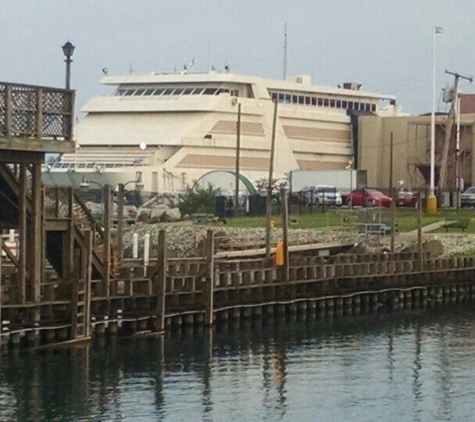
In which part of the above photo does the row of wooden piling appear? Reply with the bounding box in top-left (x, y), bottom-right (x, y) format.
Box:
top-left (3, 228), bottom-right (475, 348)
top-left (3, 278), bottom-right (474, 348)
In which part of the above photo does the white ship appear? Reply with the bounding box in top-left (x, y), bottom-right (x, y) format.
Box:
top-left (43, 70), bottom-right (400, 195)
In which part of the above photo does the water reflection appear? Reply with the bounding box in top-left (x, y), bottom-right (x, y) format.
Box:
top-left (1, 303), bottom-right (475, 420)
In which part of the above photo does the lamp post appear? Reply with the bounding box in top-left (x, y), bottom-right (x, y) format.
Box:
top-left (345, 160), bottom-right (353, 209)
top-left (62, 41), bottom-right (75, 90)
top-left (427, 27), bottom-right (443, 213)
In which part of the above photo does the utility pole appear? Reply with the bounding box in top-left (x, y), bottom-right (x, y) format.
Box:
top-left (234, 103), bottom-right (242, 218)
top-left (438, 70), bottom-right (472, 198)
top-left (265, 100), bottom-right (279, 261)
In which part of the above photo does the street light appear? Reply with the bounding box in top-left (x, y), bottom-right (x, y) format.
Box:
top-left (345, 160), bottom-right (353, 209)
top-left (427, 26), bottom-right (443, 213)
top-left (62, 41), bottom-right (75, 90)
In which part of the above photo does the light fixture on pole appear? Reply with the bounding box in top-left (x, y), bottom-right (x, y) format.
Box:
top-left (62, 41), bottom-right (75, 90)
top-left (427, 26), bottom-right (443, 213)
top-left (345, 160), bottom-right (353, 209)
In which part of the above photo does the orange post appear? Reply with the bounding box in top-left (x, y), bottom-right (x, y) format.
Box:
top-left (275, 239), bottom-right (284, 266)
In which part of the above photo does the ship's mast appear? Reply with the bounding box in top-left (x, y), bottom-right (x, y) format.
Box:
top-left (283, 23), bottom-right (288, 81)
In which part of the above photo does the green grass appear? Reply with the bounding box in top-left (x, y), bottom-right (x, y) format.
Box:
top-left (223, 208), bottom-right (475, 233)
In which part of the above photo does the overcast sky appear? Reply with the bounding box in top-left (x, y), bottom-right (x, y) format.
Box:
top-left (1, 0), bottom-right (474, 118)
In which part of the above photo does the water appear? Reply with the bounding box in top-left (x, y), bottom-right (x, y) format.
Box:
top-left (2, 303), bottom-right (475, 421)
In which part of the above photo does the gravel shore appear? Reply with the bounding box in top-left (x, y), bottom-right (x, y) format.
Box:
top-left (121, 222), bottom-right (475, 259)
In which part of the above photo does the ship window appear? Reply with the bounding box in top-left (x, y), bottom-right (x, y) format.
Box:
top-left (203, 88), bottom-right (217, 95)
top-left (135, 89), bottom-right (146, 96)
top-left (153, 89), bottom-right (165, 96)
top-left (116, 89), bottom-right (126, 96)
top-left (371, 104), bottom-right (376, 112)
top-left (173, 88), bottom-right (185, 95)
top-left (144, 89), bottom-right (155, 95)
top-left (329, 99), bottom-right (335, 107)
top-left (347, 101), bottom-right (353, 109)
top-left (336, 100), bottom-right (341, 108)
top-left (191, 88), bottom-right (203, 95)
top-left (181, 88), bottom-right (193, 95)
top-left (317, 98), bottom-right (323, 106)
top-left (232, 90), bottom-right (239, 97)
top-left (311, 97), bottom-right (317, 106)
top-left (284, 94), bottom-right (291, 103)
top-left (342, 101), bottom-right (348, 108)
top-left (86, 163), bottom-right (95, 168)
top-left (163, 88), bottom-right (174, 95)
top-left (124, 90), bottom-right (135, 96)
top-left (323, 98), bottom-right (329, 107)
top-left (305, 96), bottom-right (311, 105)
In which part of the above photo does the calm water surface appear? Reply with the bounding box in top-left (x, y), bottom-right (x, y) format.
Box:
top-left (2, 303), bottom-right (475, 421)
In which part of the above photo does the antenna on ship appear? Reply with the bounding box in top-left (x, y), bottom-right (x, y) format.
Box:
top-left (183, 57), bottom-right (195, 73)
top-left (283, 22), bottom-right (288, 80)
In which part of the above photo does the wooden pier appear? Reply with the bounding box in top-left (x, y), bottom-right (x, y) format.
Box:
top-left (2, 81), bottom-right (475, 348)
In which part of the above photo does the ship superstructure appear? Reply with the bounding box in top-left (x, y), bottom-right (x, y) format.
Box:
top-left (44, 70), bottom-right (399, 193)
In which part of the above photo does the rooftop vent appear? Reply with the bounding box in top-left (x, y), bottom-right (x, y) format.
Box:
top-left (342, 82), bottom-right (362, 91)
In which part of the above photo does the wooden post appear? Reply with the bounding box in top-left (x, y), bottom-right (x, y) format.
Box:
top-left (117, 183), bottom-right (125, 264)
top-left (0, 236), bottom-right (2, 348)
top-left (103, 185), bottom-right (111, 298)
top-left (155, 229), bottom-right (167, 332)
top-left (18, 164), bottom-right (27, 304)
top-left (35, 88), bottom-right (43, 138)
top-left (70, 248), bottom-right (81, 340)
top-left (84, 230), bottom-right (93, 339)
top-left (281, 186), bottom-right (289, 283)
top-left (31, 163), bottom-right (42, 304)
top-left (205, 230), bottom-right (215, 326)
top-left (5, 85), bottom-right (12, 137)
top-left (265, 100), bottom-right (278, 261)
top-left (389, 133), bottom-right (395, 252)
top-left (234, 103), bottom-right (241, 218)
top-left (417, 193), bottom-right (423, 270)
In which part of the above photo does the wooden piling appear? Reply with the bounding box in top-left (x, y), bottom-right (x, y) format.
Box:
top-left (154, 230), bottom-right (167, 333)
top-left (204, 230), bottom-right (215, 326)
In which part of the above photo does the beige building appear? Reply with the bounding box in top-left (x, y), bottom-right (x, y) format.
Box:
top-left (358, 113), bottom-right (475, 193)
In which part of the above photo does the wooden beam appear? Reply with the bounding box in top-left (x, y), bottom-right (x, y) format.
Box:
top-left (102, 185), bottom-right (111, 298)
top-left (0, 150), bottom-right (45, 164)
top-left (18, 164), bottom-right (27, 304)
top-left (0, 137), bottom-right (74, 154)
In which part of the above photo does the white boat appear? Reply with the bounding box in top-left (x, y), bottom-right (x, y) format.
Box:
top-left (43, 70), bottom-right (400, 195)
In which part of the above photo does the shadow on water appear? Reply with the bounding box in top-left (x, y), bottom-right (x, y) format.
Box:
top-left (1, 302), bottom-right (475, 420)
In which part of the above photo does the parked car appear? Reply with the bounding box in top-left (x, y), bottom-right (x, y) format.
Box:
top-left (461, 186), bottom-right (475, 208)
top-left (348, 188), bottom-right (392, 208)
top-left (300, 185), bottom-right (342, 207)
top-left (396, 188), bottom-right (418, 207)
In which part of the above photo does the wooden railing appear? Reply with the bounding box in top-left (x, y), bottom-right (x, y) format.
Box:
top-left (0, 82), bottom-right (74, 141)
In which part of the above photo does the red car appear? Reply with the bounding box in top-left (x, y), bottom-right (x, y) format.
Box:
top-left (348, 188), bottom-right (392, 207)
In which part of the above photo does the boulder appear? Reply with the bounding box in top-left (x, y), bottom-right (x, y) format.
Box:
top-left (163, 207), bottom-right (181, 222)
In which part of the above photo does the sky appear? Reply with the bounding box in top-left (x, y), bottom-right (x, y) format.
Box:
top-left (1, 0), bottom-right (474, 119)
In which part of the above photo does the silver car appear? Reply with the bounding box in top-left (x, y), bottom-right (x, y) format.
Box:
top-left (300, 185), bottom-right (342, 207)
top-left (461, 187), bottom-right (475, 208)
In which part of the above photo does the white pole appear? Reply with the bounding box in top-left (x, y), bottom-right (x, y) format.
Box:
top-left (143, 233), bottom-right (150, 266)
top-left (132, 233), bottom-right (138, 259)
top-left (428, 26), bottom-right (442, 212)
top-left (8, 229), bottom-right (14, 243)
